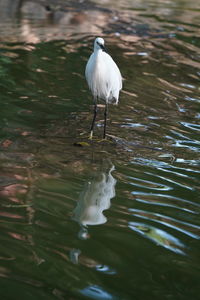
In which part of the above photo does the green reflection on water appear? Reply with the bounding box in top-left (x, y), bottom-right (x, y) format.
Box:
top-left (0, 0), bottom-right (200, 299)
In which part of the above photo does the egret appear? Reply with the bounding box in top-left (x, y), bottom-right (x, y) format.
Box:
top-left (85, 37), bottom-right (122, 139)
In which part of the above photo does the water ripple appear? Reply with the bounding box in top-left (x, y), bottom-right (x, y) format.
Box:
top-left (185, 95), bottom-right (200, 103)
top-left (128, 176), bottom-right (172, 191)
top-left (181, 122), bottom-right (200, 132)
top-left (129, 208), bottom-right (200, 239)
top-left (129, 221), bottom-right (186, 255)
top-left (79, 285), bottom-right (115, 300)
top-left (132, 192), bottom-right (200, 214)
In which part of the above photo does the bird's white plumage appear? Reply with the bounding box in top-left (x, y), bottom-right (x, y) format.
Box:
top-left (85, 37), bottom-right (122, 104)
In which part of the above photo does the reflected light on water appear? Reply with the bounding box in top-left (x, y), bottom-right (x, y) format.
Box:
top-left (129, 208), bottom-right (200, 240)
top-left (72, 163), bottom-right (116, 239)
top-left (80, 284), bottom-right (114, 300)
top-left (129, 221), bottom-right (186, 255)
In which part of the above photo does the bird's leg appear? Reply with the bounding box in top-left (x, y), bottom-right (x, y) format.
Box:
top-left (103, 102), bottom-right (108, 139)
top-left (89, 101), bottom-right (97, 139)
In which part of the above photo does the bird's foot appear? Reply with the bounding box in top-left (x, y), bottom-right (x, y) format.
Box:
top-left (97, 138), bottom-right (113, 143)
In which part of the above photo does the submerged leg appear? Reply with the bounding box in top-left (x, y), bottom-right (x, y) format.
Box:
top-left (89, 102), bottom-right (97, 139)
top-left (103, 102), bottom-right (108, 139)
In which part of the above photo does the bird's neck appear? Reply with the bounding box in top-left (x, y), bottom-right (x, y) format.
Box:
top-left (94, 49), bottom-right (103, 56)
top-left (93, 49), bottom-right (103, 66)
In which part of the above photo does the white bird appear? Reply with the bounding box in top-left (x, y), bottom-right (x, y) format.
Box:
top-left (85, 37), bottom-right (122, 139)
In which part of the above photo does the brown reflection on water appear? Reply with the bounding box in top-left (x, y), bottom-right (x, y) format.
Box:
top-left (0, 0), bottom-right (111, 43)
top-left (0, 0), bottom-right (198, 47)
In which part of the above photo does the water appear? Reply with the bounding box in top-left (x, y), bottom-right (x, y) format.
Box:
top-left (0, 0), bottom-right (200, 299)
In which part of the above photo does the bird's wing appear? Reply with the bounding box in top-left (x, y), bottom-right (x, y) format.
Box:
top-left (85, 53), bottom-right (95, 88)
top-left (103, 53), bottom-right (122, 102)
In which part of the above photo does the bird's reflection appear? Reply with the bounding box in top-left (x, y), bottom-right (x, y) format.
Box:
top-left (72, 162), bottom-right (117, 240)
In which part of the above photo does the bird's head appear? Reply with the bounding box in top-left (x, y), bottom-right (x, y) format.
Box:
top-left (94, 37), bottom-right (106, 52)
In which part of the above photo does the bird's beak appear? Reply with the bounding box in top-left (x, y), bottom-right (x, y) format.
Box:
top-left (100, 44), bottom-right (107, 52)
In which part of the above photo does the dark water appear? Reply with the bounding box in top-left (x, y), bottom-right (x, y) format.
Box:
top-left (0, 0), bottom-right (200, 299)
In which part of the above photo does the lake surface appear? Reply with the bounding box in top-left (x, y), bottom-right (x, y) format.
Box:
top-left (0, 0), bottom-right (200, 299)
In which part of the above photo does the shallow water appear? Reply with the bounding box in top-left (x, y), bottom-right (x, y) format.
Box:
top-left (0, 0), bottom-right (200, 299)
